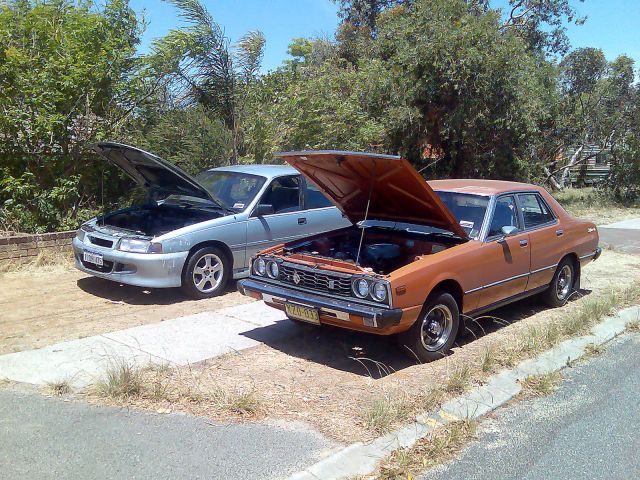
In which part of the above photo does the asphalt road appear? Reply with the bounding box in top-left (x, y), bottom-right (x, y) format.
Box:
top-left (599, 218), bottom-right (640, 254)
top-left (0, 389), bottom-right (334, 480)
top-left (420, 333), bottom-right (640, 480)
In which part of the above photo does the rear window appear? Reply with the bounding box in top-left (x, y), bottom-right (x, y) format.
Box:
top-left (518, 193), bottom-right (555, 228)
top-left (436, 191), bottom-right (489, 240)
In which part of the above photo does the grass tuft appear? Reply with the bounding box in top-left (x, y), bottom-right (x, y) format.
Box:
top-left (444, 365), bottom-right (472, 394)
top-left (96, 360), bottom-right (143, 399)
top-left (360, 393), bottom-right (414, 435)
top-left (583, 343), bottom-right (606, 358)
top-left (47, 379), bottom-right (72, 396)
top-left (480, 347), bottom-right (497, 373)
top-left (520, 371), bottom-right (562, 397)
top-left (626, 319), bottom-right (640, 333)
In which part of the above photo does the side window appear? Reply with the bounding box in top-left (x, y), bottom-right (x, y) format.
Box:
top-left (518, 193), bottom-right (554, 229)
top-left (304, 179), bottom-right (333, 209)
top-left (488, 195), bottom-right (519, 238)
top-left (259, 176), bottom-right (301, 214)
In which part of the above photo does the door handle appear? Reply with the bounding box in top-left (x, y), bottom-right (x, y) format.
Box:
top-left (520, 239), bottom-right (529, 247)
top-left (556, 229), bottom-right (564, 237)
top-left (298, 217), bottom-right (307, 225)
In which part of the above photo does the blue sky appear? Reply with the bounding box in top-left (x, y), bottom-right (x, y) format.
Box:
top-left (130, 0), bottom-right (640, 72)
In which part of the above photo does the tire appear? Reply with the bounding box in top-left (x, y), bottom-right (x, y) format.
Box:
top-left (541, 257), bottom-right (576, 308)
top-left (397, 292), bottom-right (460, 363)
top-left (180, 246), bottom-right (231, 299)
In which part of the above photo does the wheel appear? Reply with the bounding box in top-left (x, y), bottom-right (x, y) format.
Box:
top-left (541, 257), bottom-right (576, 307)
top-left (180, 247), bottom-right (230, 299)
top-left (397, 292), bottom-right (460, 363)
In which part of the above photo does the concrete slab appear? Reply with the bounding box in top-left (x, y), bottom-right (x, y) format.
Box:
top-left (600, 218), bottom-right (640, 229)
top-left (597, 226), bottom-right (640, 254)
top-left (0, 301), bottom-right (290, 388)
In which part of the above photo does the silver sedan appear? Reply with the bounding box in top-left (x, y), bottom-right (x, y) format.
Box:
top-left (73, 143), bottom-right (350, 298)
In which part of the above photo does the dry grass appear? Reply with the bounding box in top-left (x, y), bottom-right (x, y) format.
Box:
top-left (583, 343), bottom-right (607, 358)
top-left (0, 248), bottom-right (74, 273)
top-left (520, 371), bottom-right (563, 397)
top-left (444, 365), bottom-right (472, 394)
top-left (377, 419), bottom-right (477, 480)
top-left (360, 393), bottom-right (415, 435)
top-left (626, 319), bottom-right (640, 333)
top-left (96, 360), bottom-right (144, 399)
top-left (47, 379), bottom-right (72, 396)
top-left (553, 187), bottom-right (640, 225)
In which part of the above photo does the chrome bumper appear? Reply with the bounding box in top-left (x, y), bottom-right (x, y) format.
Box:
top-left (237, 278), bottom-right (403, 328)
top-left (72, 237), bottom-right (188, 288)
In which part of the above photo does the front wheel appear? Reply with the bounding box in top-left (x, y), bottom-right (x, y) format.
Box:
top-left (541, 258), bottom-right (576, 307)
top-left (397, 292), bottom-right (460, 363)
top-left (181, 247), bottom-right (230, 299)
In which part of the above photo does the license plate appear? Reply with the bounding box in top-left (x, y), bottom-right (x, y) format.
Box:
top-left (83, 250), bottom-right (103, 266)
top-left (285, 303), bottom-right (320, 324)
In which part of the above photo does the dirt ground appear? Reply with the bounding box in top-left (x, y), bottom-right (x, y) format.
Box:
top-left (85, 250), bottom-right (640, 443)
top-left (0, 264), bottom-right (253, 355)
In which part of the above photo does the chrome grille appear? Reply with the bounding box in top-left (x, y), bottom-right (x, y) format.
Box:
top-left (280, 264), bottom-right (352, 296)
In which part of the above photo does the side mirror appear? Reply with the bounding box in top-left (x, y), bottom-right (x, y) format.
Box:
top-left (497, 225), bottom-right (519, 242)
top-left (254, 204), bottom-right (275, 216)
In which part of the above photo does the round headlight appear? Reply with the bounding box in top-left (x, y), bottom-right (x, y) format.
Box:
top-left (353, 278), bottom-right (370, 298)
top-left (372, 282), bottom-right (387, 302)
top-left (255, 257), bottom-right (267, 276)
top-left (267, 261), bottom-right (279, 278)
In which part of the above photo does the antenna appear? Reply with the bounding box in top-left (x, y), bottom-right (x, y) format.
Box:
top-left (101, 166), bottom-right (105, 227)
top-left (355, 164), bottom-right (376, 267)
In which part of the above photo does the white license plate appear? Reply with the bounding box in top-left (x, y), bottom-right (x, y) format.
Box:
top-left (83, 250), bottom-right (103, 266)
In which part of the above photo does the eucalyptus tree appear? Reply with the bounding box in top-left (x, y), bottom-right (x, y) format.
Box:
top-left (150, 0), bottom-right (265, 163)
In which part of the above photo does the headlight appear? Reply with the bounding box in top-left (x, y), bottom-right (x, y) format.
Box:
top-left (353, 278), bottom-right (370, 298)
top-left (267, 260), bottom-right (279, 278)
top-left (118, 238), bottom-right (162, 253)
top-left (254, 257), bottom-right (267, 276)
top-left (371, 281), bottom-right (388, 302)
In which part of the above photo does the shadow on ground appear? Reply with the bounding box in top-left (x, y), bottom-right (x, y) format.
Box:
top-left (242, 288), bottom-right (592, 379)
top-left (76, 276), bottom-right (238, 305)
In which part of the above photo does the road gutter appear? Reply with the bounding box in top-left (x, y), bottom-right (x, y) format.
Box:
top-left (288, 305), bottom-right (640, 480)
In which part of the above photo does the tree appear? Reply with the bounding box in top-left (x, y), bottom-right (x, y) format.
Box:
top-left (150, 0), bottom-right (265, 163)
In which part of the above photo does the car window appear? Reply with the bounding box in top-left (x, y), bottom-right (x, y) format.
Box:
top-left (435, 191), bottom-right (489, 240)
top-left (488, 195), bottom-right (520, 238)
top-left (260, 176), bottom-right (302, 214)
top-left (195, 171), bottom-right (266, 210)
top-left (304, 179), bottom-right (334, 209)
top-left (518, 193), bottom-right (555, 229)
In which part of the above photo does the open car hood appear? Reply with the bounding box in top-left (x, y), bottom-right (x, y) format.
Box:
top-left (91, 142), bottom-right (220, 206)
top-left (277, 150), bottom-right (467, 239)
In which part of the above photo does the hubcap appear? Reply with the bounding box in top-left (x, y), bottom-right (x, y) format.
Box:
top-left (556, 264), bottom-right (572, 301)
top-left (420, 305), bottom-right (453, 351)
top-left (193, 254), bottom-right (223, 293)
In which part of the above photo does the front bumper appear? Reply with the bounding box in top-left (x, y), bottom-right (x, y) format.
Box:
top-left (237, 278), bottom-right (403, 330)
top-left (72, 236), bottom-right (189, 288)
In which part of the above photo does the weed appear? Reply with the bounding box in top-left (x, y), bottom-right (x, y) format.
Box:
top-left (627, 319), bottom-right (640, 332)
top-left (520, 371), bottom-right (562, 397)
top-left (360, 393), bottom-right (414, 435)
top-left (378, 419), bottom-right (477, 480)
top-left (96, 360), bottom-right (143, 399)
top-left (480, 347), bottom-right (497, 373)
top-left (444, 365), bottom-right (472, 394)
top-left (584, 343), bottom-right (606, 357)
top-left (47, 379), bottom-right (72, 396)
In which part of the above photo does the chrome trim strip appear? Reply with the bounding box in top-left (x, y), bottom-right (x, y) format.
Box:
top-left (579, 251), bottom-right (596, 260)
top-left (530, 264), bottom-right (558, 275)
top-left (464, 271), bottom-right (529, 294)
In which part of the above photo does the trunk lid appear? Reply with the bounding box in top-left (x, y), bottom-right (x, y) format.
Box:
top-left (276, 150), bottom-right (467, 238)
top-left (91, 142), bottom-right (223, 208)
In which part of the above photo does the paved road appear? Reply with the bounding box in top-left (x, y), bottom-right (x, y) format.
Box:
top-left (599, 219), bottom-right (640, 254)
top-left (420, 333), bottom-right (640, 480)
top-left (0, 388), bottom-right (336, 480)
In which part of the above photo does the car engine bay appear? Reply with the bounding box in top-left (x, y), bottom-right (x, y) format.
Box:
top-left (282, 226), bottom-right (464, 274)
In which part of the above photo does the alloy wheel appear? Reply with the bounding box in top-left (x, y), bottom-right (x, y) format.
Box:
top-left (192, 253), bottom-right (224, 293)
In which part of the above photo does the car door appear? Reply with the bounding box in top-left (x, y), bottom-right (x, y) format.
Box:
top-left (517, 192), bottom-right (563, 291)
top-left (246, 175), bottom-right (308, 258)
top-left (476, 194), bottom-right (531, 309)
top-left (299, 178), bottom-right (351, 236)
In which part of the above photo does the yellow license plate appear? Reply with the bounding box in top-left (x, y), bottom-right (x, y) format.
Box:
top-left (285, 303), bottom-right (320, 324)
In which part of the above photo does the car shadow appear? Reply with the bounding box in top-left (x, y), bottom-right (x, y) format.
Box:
top-left (76, 276), bottom-right (239, 306)
top-left (242, 288), bottom-right (593, 380)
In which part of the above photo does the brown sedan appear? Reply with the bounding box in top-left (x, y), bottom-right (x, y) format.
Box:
top-left (238, 151), bottom-right (601, 362)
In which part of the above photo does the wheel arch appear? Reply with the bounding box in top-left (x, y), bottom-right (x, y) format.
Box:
top-left (181, 240), bottom-right (234, 280)
top-left (560, 252), bottom-right (581, 289)
top-left (428, 279), bottom-right (465, 338)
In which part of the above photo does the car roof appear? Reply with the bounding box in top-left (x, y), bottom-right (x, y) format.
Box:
top-left (428, 179), bottom-right (543, 196)
top-left (209, 164), bottom-right (298, 178)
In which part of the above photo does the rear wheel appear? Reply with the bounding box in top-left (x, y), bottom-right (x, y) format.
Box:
top-left (181, 247), bottom-right (230, 299)
top-left (541, 257), bottom-right (576, 307)
top-left (397, 292), bottom-right (460, 363)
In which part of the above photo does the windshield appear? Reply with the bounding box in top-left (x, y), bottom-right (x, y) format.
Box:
top-left (435, 191), bottom-right (489, 240)
top-left (195, 170), bottom-right (266, 211)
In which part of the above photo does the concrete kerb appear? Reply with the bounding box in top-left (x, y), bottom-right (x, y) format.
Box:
top-left (287, 305), bottom-right (640, 480)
